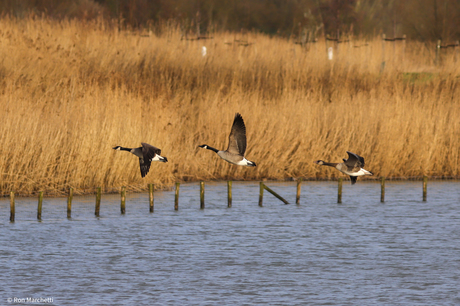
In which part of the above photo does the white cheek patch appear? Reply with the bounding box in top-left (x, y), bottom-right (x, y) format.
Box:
top-left (150, 155), bottom-right (162, 161)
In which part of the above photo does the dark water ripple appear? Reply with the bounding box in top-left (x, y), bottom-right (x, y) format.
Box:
top-left (1, 181), bottom-right (459, 305)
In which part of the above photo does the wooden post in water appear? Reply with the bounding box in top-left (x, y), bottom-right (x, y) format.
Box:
top-left (175, 182), bottom-right (180, 211)
top-left (296, 178), bottom-right (302, 205)
top-left (258, 182), bottom-right (264, 207)
top-left (200, 181), bottom-right (205, 209)
top-left (423, 176), bottom-right (428, 201)
top-left (67, 187), bottom-right (73, 218)
top-left (149, 184), bottom-right (154, 213)
top-left (263, 184), bottom-right (289, 205)
top-left (10, 191), bottom-right (15, 222)
top-left (227, 181), bottom-right (232, 208)
top-left (95, 187), bottom-right (101, 217)
top-left (380, 177), bottom-right (385, 203)
top-left (37, 191), bottom-right (43, 220)
top-left (120, 186), bottom-right (126, 214)
top-left (337, 178), bottom-right (343, 204)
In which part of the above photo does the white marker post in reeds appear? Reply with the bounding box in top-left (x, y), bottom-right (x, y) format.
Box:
top-left (95, 187), bottom-right (101, 217)
top-left (423, 176), bottom-right (428, 201)
top-left (200, 181), bottom-right (205, 209)
top-left (149, 184), bottom-right (154, 213)
top-left (120, 186), bottom-right (126, 214)
top-left (380, 177), bottom-right (385, 203)
top-left (10, 191), bottom-right (15, 222)
top-left (337, 178), bottom-right (343, 204)
top-left (37, 191), bottom-right (43, 221)
top-left (175, 182), bottom-right (180, 211)
top-left (436, 40), bottom-right (441, 66)
top-left (227, 181), bottom-right (232, 208)
top-left (67, 187), bottom-right (73, 219)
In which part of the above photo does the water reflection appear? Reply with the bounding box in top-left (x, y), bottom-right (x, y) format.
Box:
top-left (1, 181), bottom-right (459, 305)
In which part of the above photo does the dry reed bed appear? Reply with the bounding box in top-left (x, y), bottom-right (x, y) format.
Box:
top-left (0, 17), bottom-right (459, 195)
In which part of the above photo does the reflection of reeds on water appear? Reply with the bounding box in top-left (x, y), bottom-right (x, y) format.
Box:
top-left (0, 17), bottom-right (459, 195)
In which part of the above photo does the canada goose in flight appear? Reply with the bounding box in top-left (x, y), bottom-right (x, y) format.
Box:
top-left (314, 151), bottom-right (373, 184)
top-left (113, 142), bottom-right (168, 178)
top-left (198, 113), bottom-right (256, 167)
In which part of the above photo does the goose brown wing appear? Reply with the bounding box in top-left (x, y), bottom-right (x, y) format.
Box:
top-left (345, 151), bottom-right (365, 168)
top-left (141, 142), bottom-right (162, 162)
top-left (139, 157), bottom-right (151, 178)
top-left (350, 176), bottom-right (358, 185)
top-left (226, 113), bottom-right (247, 155)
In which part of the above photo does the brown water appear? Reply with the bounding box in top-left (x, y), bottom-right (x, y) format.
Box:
top-left (1, 181), bottom-right (459, 305)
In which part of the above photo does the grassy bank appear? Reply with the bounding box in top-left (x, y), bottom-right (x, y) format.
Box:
top-left (0, 17), bottom-right (459, 195)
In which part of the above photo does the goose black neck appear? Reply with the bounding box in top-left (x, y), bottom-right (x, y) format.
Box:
top-left (202, 145), bottom-right (219, 153)
top-left (118, 147), bottom-right (132, 152)
top-left (322, 161), bottom-right (338, 167)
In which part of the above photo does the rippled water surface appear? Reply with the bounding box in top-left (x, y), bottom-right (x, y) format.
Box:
top-left (1, 181), bottom-right (459, 305)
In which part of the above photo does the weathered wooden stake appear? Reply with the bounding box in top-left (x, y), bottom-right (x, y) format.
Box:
top-left (296, 178), bottom-right (302, 205)
top-left (227, 181), bottom-right (232, 208)
top-left (10, 191), bottom-right (15, 222)
top-left (380, 177), bottom-right (385, 203)
top-left (200, 181), bottom-right (205, 209)
top-left (149, 184), bottom-right (154, 213)
top-left (337, 178), bottom-right (343, 204)
top-left (67, 187), bottom-right (73, 218)
top-left (423, 176), bottom-right (428, 201)
top-left (37, 191), bottom-right (43, 220)
top-left (258, 182), bottom-right (264, 207)
top-left (263, 184), bottom-right (289, 205)
top-left (120, 186), bottom-right (126, 214)
top-left (95, 187), bottom-right (101, 217)
top-left (175, 182), bottom-right (180, 211)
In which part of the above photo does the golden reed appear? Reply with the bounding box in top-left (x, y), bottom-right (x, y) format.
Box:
top-left (0, 17), bottom-right (459, 195)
